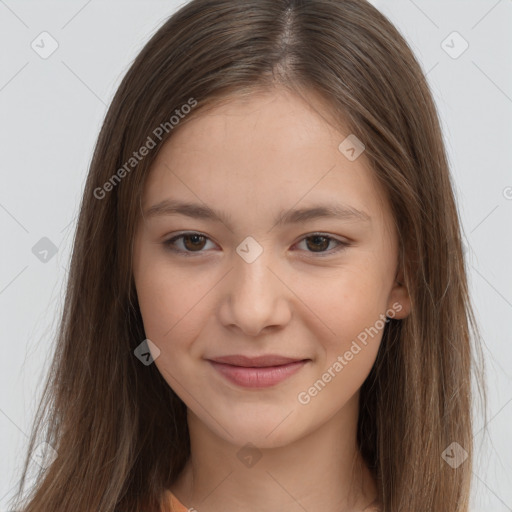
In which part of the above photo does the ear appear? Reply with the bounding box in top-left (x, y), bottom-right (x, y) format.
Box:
top-left (386, 267), bottom-right (411, 319)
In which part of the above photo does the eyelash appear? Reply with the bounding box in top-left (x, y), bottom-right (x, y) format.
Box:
top-left (162, 232), bottom-right (350, 258)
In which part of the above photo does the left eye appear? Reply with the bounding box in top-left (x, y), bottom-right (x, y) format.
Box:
top-left (162, 232), bottom-right (348, 257)
top-left (295, 234), bottom-right (348, 256)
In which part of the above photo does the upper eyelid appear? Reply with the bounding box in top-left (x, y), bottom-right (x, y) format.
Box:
top-left (164, 231), bottom-right (346, 242)
top-left (163, 231), bottom-right (349, 252)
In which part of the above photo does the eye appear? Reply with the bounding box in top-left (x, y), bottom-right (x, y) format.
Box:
top-left (293, 233), bottom-right (349, 257)
top-left (162, 231), bottom-right (349, 257)
top-left (163, 232), bottom-right (216, 256)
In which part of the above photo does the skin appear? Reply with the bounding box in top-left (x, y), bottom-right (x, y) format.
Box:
top-left (132, 86), bottom-right (411, 512)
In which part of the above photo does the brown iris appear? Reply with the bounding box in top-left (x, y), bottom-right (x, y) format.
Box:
top-left (182, 234), bottom-right (207, 251)
top-left (305, 235), bottom-right (330, 252)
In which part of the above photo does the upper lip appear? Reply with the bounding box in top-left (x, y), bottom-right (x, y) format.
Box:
top-left (208, 354), bottom-right (308, 368)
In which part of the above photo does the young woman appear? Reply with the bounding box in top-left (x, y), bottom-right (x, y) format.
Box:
top-left (10, 1), bottom-right (487, 511)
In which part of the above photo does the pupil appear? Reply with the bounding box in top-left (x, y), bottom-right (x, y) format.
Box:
top-left (308, 235), bottom-right (328, 252)
top-left (185, 234), bottom-right (204, 250)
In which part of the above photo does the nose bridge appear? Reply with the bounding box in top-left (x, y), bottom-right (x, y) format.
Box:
top-left (220, 235), bottom-right (290, 335)
top-left (233, 235), bottom-right (278, 303)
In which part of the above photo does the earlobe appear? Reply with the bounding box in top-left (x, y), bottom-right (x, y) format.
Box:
top-left (387, 268), bottom-right (411, 319)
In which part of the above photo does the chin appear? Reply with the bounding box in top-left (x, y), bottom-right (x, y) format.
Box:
top-left (207, 410), bottom-right (307, 450)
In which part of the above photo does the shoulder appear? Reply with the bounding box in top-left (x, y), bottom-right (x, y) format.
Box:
top-left (163, 489), bottom-right (190, 512)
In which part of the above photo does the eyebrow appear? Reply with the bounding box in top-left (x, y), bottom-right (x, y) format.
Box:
top-left (143, 199), bottom-right (371, 230)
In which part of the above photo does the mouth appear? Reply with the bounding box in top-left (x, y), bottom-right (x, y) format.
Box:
top-left (207, 354), bottom-right (310, 388)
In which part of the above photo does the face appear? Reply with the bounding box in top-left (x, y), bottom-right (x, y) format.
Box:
top-left (132, 87), bottom-right (410, 449)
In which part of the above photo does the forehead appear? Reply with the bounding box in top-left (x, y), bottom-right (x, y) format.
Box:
top-left (142, 88), bottom-right (390, 229)
top-left (166, 88), bottom-right (345, 156)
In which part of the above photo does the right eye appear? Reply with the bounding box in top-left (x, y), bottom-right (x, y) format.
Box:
top-left (162, 232), bottom-right (217, 256)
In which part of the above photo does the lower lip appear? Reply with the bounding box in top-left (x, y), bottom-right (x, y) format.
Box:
top-left (208, 360), bottom-right (308, 388)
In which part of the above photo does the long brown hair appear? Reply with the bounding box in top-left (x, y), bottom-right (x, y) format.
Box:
top-left (10, 1), bottom-right (487, 511)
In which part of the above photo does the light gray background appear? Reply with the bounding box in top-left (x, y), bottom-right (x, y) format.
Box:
top-left (1, 1), bottom-right (511, 510)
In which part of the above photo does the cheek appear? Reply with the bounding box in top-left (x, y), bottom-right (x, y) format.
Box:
top-left (133, 236), bottom-right (200, 331)
top-left (134, 255), bottom-right (185, 340)
top-left (135, 270), bottom-right (178, 339)
top-left (293, 268), bottom-right (388, 419)
top-left (133, 255), bottom-right (216, 362)
top-left (134, 265), bottom-right (206, 387)
top-left (291, 261), bottom-right (390, 354)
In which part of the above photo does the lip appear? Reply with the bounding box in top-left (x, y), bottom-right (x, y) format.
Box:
top-left (207, 354), bottom-right (309, 388)
top-left (209, 354), bottom-right (307, 367)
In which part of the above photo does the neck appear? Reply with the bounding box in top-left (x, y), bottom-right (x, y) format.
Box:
top-left (170, 394), bottom-right (379, 512)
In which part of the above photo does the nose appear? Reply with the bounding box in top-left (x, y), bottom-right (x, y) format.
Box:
top-left (217, 248), bottom-right (292, 337)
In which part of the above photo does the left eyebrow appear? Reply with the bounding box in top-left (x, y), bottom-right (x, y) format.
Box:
top-left (275, 204), bottom-right (371, 225)
top-left (143, 199), bottom-right (371, 231)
